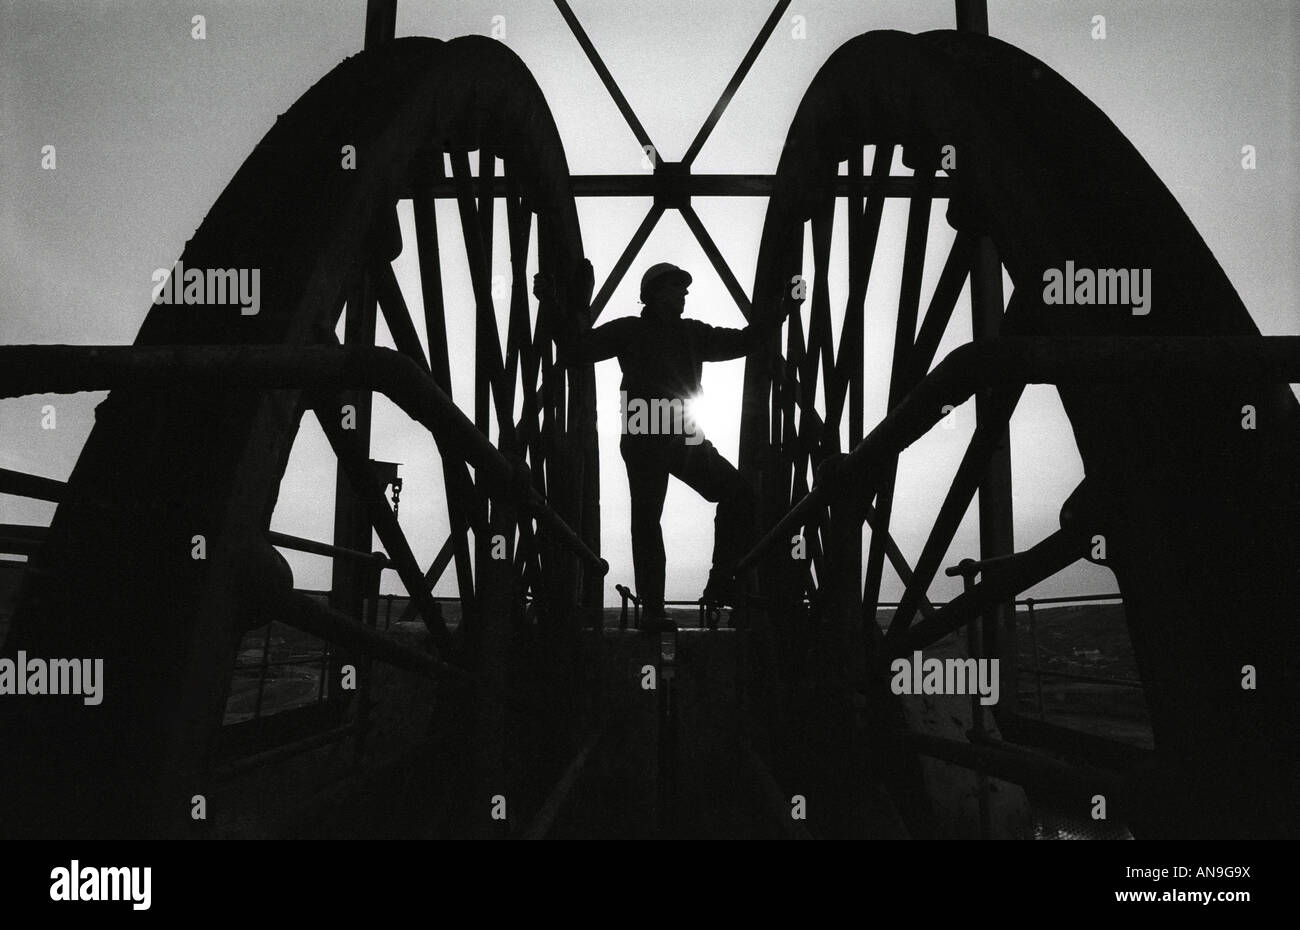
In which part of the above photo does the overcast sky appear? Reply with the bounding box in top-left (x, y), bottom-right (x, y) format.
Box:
top-left (1, 1), bottom-right (1296, 607)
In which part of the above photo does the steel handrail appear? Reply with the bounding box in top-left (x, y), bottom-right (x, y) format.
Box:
top-left (735, 335), bottom-right (1300, 574)
top-left (0, 344), bottom-right (608, 576)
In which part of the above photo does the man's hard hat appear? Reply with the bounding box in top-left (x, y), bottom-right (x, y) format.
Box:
top-left (640, 262), bottom-right (692, 301)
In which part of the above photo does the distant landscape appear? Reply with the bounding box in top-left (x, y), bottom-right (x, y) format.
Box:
top-left (0, 569), bottom-right (1149, 746)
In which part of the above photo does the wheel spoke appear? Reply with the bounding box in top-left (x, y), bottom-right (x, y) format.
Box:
top-left (504, 168), bottom-right (534, 423)
top-left (313, 394), bottom-right (453, 654)
top-left (803, 192), bottom-right (835, 452)
top-left (806, 522), bottom-right (829, 608)
top-left (828, 145), bottom-right (890, 448)
top-left (450, 149), bottom-right (516, 446)
top-left (862, 500), bottom-right (939, 624)
top-left (373, 261), bottom-right (431, 374)
top-left (888, 384), bottom-right (1024, 635)
top-left (908, 231), bottom-right (975, 384)
top-left (477, 147), bottom-right (496, 259)
top-left (413, 168), bottom-right (453, 391)
top-left (862, 165), bottom-right (935, 621)
top-left (396, 534), bottom-right (457, 624)
top-left (413, 173), bottom-right (478, 618)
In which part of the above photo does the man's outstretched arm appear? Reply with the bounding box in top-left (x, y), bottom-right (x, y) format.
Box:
top-left (558, 317), bottom-right (635, 366)
top-left (698, 286), bottom-right (804, 361)
top-left (532, 260), bottom-right (624, 366)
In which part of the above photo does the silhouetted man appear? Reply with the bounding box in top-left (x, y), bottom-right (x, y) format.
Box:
top-left (538, 261), bottom-right (795, 633)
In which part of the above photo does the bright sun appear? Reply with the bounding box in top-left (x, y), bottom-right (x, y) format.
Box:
top-left (684, 392), bottom-right (719, 441)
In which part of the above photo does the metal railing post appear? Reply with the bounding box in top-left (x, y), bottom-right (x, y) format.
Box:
top-left (253, 622), bottom-right (274, 721)
top-left (949, 559), bottom-right (991, 839)
top-left (354, 555), bottom-right (383, 764)
top-left (656, 628), bottom-right (678, 832)
top-left (1025, 597), bottom-right (1046, 721)
top-left (616, 584), bottom-right (631, 631)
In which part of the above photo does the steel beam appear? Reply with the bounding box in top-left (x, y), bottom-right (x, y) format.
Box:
top-left (404, 173), bottom-right (958, 201)
top-left (363, 0), bottom-right (396, 50)
top-left (682, 0), bottom-right (792, 166)
top-left (552, 0), bottom-right (657, 156)
top-left (0, 523), bottom-right (45, 556)
top-left (969, 236), bottom-right (1017, 708)
top-left (0, 467), bottom-right (66, 503)
top-left (280, 588), bottom-right (464, 684)
top-left (884, 527), bottom-right (1085, 659)
top-left (680, 204), bottom-right (753, 321)
top-left (902, 730), bottom-right (1128, 813)
top-left (954, 0), bottom-right (990, 35)
top-left (956, 0), bottom-right (1017, 712)
top-left (269, 530), bottom-right (392, 568)
top-left (10, 337), bottom-right (1288, 445)
top-left (330, 274), bottom-right (378, 627)
top-left (590, 204), bottom-right (664, 321)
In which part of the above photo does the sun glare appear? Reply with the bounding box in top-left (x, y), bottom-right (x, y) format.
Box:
top-left (684, 392), bottom-right (719, 441)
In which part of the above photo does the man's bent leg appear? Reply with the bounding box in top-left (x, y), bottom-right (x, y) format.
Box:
top-left (668, 437), bottom-right (756, 604)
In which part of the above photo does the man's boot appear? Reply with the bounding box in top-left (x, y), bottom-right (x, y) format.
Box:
top-left (702, 563), bottom-right (739, 608)
top-left (639, 606), bottom-right (677, 634)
